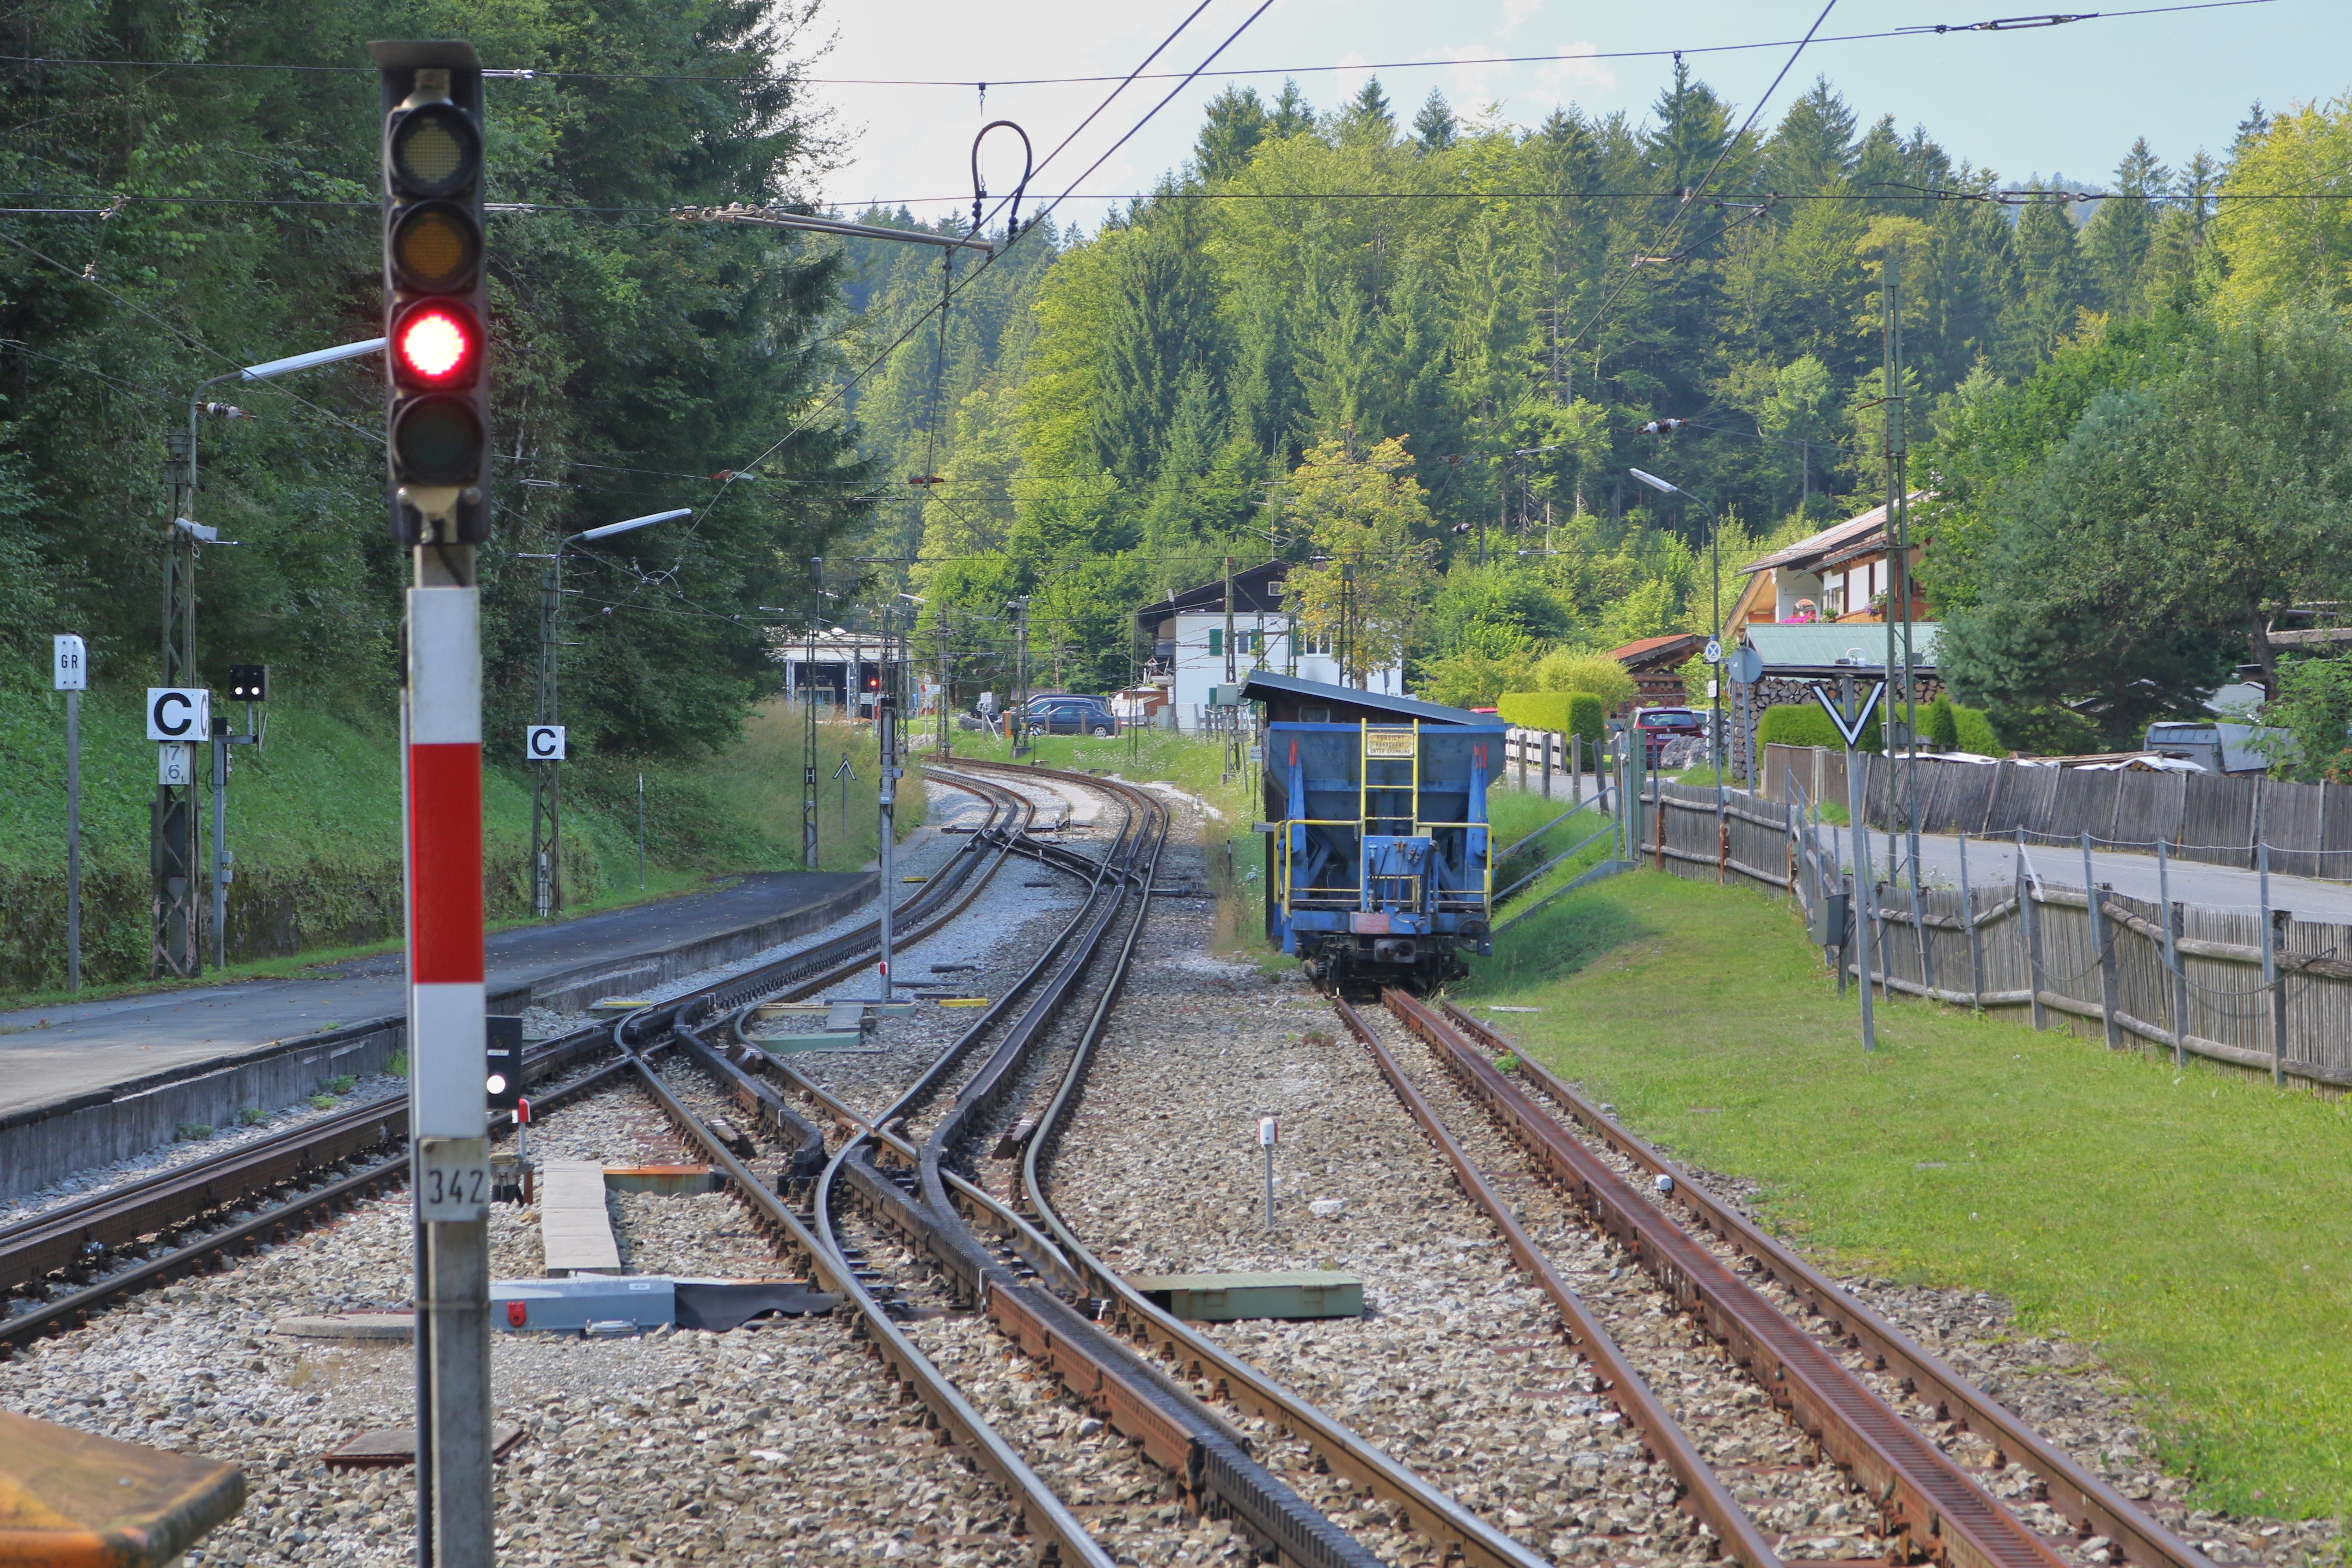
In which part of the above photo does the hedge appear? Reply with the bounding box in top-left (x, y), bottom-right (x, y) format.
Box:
top-left (1497, 692), bottom-right (1572, 732)
top-left (1756, 698), bottom-right (2006, 757)
top-left (1757, 700), bottom-right (1880, 752)
top-left (1567, 693), bottom-right (1607, 750)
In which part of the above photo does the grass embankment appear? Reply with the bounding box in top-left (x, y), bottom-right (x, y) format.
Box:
top-left (0, 686), bottom-right (919, 1004)
top-left (1456, 869), bottom-right (2352, 1519)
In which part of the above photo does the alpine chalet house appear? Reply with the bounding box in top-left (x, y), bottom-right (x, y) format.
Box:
top-left (1136, 561), bottom-right (1404, 732)
top-left (1728, 496), bottom-right (1933, 628)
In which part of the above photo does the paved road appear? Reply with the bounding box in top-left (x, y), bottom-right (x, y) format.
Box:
top-left (1846, 829), bottom-right (2352, 922)
top-left (0, 871), bottom-right (868, 1118)
top-left (1502, 765), bottom-right (2352, 922)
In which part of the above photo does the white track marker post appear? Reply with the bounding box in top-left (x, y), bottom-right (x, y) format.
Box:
top-left (1259, 1115), bottom-right (1278, 1230)
top-left (407, 580), bottom-right (493, 1568)
top-left (375, 38), bottom-right (494, 1567)
top-left (1811, 679), bottom-right (1884, 1051)
top-left (54, 636), bottom-right (87, 991)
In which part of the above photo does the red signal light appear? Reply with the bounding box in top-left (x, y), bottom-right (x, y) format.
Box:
top-left (393, 301), bottom-right (481, 387)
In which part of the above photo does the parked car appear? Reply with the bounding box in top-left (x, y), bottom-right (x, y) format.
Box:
top-left (1027, 695), bottom-right (1119, 736)
top-left (1632, 706), bottom-right (1707, 766)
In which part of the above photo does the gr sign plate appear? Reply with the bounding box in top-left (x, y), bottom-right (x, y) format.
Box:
top-left (525, 724), bottom-right (566, 762)
top-left (146, 687), bottom-right (211, 741)
top-left (52, 635), bottom-right (87, 692)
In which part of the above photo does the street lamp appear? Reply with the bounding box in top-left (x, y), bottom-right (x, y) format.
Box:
top-left (1629, 467), bottom-right (1726, 779)
top-left (154, 335), bottom-right (385, 977)
top-left (523, 507), bottom-right (689, 916)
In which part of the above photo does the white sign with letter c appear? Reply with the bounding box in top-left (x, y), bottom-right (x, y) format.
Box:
top-left (146, 687), bottom-right (210, 741)
top-left (526, 724), bottom-right (567, 762)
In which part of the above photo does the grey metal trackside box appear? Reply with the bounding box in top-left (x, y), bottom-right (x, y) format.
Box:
top-left (1126, 1270), bottom-right (1364, 1322)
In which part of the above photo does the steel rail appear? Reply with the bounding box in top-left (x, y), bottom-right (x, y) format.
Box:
top-left (0, 1018), bottom-right (620, 1305)
top-left (0, 769), bottom-right (1022, 1348)
top-left (939, 770), bottom-right (1471, 1568)
top-left (1436, 1000), bottom-right (2220, 1568)
top-left (817, 767), bottom-right (1393, 1568)
top-left (1008, 938), bottom-right (1556, 1568)
top-left (617, 1042), bottom-right (1115, 1568)
top-left (666, 768), bottom-right (1029, 1021)
top-left (901, 774), bottom-right (1399, 1568)
top-left (0, 1036), bottom-right (657, 1354)
top-left (1330, 998), bottom-right (1782, 1568)
top-left (1386, 991), bottom-right (2071, 1568)
top-left (753, 1047), bottom-right (1089, 1297)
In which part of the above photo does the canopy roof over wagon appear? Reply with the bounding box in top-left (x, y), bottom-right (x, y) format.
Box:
top-left (1239, 672), bottom-right (1494, 727)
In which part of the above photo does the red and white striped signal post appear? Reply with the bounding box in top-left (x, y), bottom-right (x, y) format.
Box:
top-left (374, 37), bottom-right (495, 1568)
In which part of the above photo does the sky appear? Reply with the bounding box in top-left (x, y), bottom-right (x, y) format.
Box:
top-left (789, 0), bottom-right (2347, 235)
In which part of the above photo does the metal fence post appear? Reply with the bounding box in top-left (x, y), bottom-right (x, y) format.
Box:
top-left (2159, 838), bottom-right (2186, 1068)
top-left (2260, 842), bottom-right (2283, 1086)
top-left (1957, 830), bottom-right (1983, 1010)
top-left (2018, 839), bottom-right (2047, 1032)
top-left (1847, 746), bottom-right (1877, 1050)
top-left (2095, 883), bottom-right (2123, 1050)
top-left (2082, 833), bottom-right (2120, 1048)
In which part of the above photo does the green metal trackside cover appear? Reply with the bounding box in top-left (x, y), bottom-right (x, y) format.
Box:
top-left (1125, 1270), bottom-right (1365, 1322)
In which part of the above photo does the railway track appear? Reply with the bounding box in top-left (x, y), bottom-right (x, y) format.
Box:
top-left (653, 761), bottom-right (1499, 1568)
top-left (4, 754), bottom-right (2232, 1568)
top-left (1345, 989), bottom-right (2220, 1568)
top-left (0, 765), bottom-right (1032, 1355)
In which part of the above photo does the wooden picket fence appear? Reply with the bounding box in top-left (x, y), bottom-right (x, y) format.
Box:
top-left (1629, 778), bottom-right (2352, 1093)
top-left (1761, 744), bottom-right (2352, 881)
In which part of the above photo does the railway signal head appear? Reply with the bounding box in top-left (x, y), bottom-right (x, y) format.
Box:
top-left (485, 1015), bottom-right (523, 1113)
top-left (372, 40), bottom-right (490, 546)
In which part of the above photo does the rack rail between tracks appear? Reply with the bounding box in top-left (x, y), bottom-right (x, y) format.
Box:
top-left (1384, 991), bottom-right (2209, 1568)
top-left (1434, 998), bottom-right (2219, 1568)
top-left (0, 768), bottom-right (1031, 1354)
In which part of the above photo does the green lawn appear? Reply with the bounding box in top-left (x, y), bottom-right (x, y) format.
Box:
top-left (0, 686), bottom-right (920, 1002)
top-left (1455, 869), bottom-right (2352, 1520)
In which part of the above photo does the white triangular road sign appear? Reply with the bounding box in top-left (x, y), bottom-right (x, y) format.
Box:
top-left (1807, 679), bottom-right (1885, 749)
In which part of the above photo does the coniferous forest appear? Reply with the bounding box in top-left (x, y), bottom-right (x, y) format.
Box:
top-left (9, 3), bottom-right (2352, 772)
top-left (844, 72), bottom-right (2352, 771)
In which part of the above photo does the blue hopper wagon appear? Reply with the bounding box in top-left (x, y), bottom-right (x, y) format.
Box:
top-left (1246, 676), bottom-right (1499, 991)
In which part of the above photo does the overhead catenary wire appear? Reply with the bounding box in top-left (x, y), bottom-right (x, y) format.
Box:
top-left (0, 2), bottom-right (2282, 88)
top-left (688, 0), bottom-right (1278, 562)
top-left (13, 182), bottom-right (2349, 217)
top-left (1559, 0), bottom-right (1843, 360)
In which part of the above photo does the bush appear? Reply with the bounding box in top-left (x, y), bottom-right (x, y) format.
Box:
top-left (1497, 692), bottom-right (1572, 731)
top-left (1498, 689), bottom-right (1615, 758)
top-left (2260, 655), bottom-right (2352, 782)
top-left (1758, 701), bottom-right (1882, 752)
top-left (1531, 649), bottom-right (1635, 707)
top-left (237, 1106), bottom-right (268, 1127)
top-left (1926, 696), bottom-right (1960, 749)
top-left (1568, 694), bottom-right (1607, 751)
top-left (1989, 703), bottom-right (2101, 756)
top-left (1952, 704), bottom-right (2003, 756)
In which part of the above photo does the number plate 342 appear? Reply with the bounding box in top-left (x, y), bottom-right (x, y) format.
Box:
top-left (416, 1137), bottom-right (492, 1221)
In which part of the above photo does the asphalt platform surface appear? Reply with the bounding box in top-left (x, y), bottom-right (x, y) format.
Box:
top-left (0, 872), bottom-right (867, 1118)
